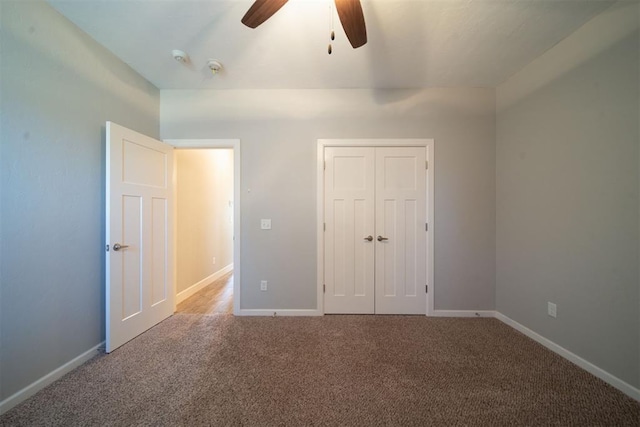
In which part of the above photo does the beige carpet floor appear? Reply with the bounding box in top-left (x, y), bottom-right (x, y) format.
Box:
top-left (1, 314), bottom-right (639, 426)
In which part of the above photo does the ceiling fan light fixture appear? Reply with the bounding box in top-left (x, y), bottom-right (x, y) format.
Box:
top-left (241, 0), bottom-right (367, 49)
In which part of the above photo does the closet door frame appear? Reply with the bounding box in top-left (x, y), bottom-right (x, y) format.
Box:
top-left (317, 139), bottom-right (435, 316)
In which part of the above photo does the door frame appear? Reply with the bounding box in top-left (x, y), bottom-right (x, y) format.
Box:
top-left (317, 139), bottom-right (435, 316)
top-left (165, 139), bottom-right (241, 315)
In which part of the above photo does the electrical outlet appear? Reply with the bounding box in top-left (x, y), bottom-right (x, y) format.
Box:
top-left (547, 302), bottom-right (557, 318)
top-left (260, 219), bottom-right (272, 230)
top-left (212, 257), bottom-right (216, 265)
top-left (260, 280), bottom-right (268, 291)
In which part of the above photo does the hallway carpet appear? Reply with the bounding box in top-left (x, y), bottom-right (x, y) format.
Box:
top-left (1, 314), bottom-right (638, 426)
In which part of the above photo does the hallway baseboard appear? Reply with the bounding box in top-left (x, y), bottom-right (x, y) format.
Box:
top-left (176, 264), bottom-right (233, 304)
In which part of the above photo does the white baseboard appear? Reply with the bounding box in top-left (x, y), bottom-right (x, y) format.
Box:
top-left (431, 310), bottom-right (496, 318)
top-left (495, 312), bottom-right (640, 402)
top-left (238, 309), bottom-right (323, 317)
top-left (0, 341), bottom-right (104, 415)
top-left (176, 264), bottom-right (233, 304)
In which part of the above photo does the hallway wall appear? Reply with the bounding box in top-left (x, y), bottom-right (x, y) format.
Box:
top-left (176, 149), bottom-right (234, 294)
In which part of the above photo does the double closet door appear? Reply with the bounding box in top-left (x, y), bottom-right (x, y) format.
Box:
top-left (324, 146), bottom-right (428, 314)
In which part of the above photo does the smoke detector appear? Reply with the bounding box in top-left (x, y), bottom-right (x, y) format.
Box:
top-left (172, 49), bottom-right (188, 63)
top-left (207, 59), bottom-right (223, 75)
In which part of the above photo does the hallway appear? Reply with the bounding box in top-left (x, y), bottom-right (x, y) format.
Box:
top-left (176, 272), bottom-right (233, 315)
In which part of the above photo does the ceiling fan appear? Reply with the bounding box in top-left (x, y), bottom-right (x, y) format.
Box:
top-left (241, 0), bottom-right (367, 49)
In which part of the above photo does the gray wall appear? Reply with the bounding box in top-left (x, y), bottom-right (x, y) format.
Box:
top-left (0, 1), bottom-right (160, 400)
top-left (496, 2), bottom-right (639, 387)
top-left (161, 88), bottom-right (497, 312)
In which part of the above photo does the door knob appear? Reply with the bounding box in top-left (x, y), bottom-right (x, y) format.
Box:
top-left (364, 235), bottom-right (373, 242)
top-left (377, 236), bottom-right (388, 242)
top-left (113, 243), bottom-right (129, 251)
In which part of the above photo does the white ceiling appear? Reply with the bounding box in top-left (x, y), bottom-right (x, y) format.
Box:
top-left (48, 0), bottom-right (615, 90)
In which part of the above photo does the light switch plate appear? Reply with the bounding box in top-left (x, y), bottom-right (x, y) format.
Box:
top-left (548, 302), bottom-right (557, 318)
top-left (261, 219), bottom-right (272, 230)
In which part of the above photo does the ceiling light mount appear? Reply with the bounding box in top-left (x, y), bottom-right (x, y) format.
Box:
top-left (207, 59), bottom-right (223, 75)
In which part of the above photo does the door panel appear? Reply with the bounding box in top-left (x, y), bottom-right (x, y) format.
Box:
top-left (151, 197), bottom-right (168, 306)
top-left (375, 147), bottom-right (427, 314)
top-left (122, 140), bottom-right (167, 187)
top-left (404, 199), bottom-right (418, 297)
top-left (324, 147), bottom-right (375, 314)
top-left (106, 122), bottom-right (174, 353)
top-left (121, 195), bottom-right (143, 320)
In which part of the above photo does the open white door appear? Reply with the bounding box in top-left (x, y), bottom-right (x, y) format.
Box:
top-left (106, 122), bottom-right (174, 353)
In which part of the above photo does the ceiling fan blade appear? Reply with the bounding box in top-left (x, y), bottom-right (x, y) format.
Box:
top-left (241, 0), bottom-right (289, 28)
top-left (334, 0), bottom-right (367, 48)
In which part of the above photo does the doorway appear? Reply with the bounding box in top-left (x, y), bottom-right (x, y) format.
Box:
top-left (106, 126), bottom-right (241, 352)
top-left (165, 139), bottom-right (241, 315)
top-left (317, 139), bottom-right (435, 315)
top-left (174, 148), bottom-right (234, 314)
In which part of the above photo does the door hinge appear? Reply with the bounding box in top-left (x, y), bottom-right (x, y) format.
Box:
top-left (324, 161), bottom-right (326, 171)
top-left (323, 284), bottom-right (326, 293)
top-left (425, 223), bottom-right (428, 231)
top-left (425, 285), bottom-right (428, 293)
top-left (425, 160), bottom-right (428, 170)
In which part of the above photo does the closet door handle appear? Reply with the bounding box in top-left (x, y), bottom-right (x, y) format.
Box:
top-left (377, 236), bottom-right (388, 242)
top-left (364, 235), bottom-right (373, 242)
top-left (113, 243), bottom-right (129, 251)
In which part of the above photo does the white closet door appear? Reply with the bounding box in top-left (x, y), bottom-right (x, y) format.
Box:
top-left (323, 146), bottom-right (427, 315)
top-left (375, 147), bottom-right (427, 314)
top-left (324, 147), bottom-right (375, 314)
